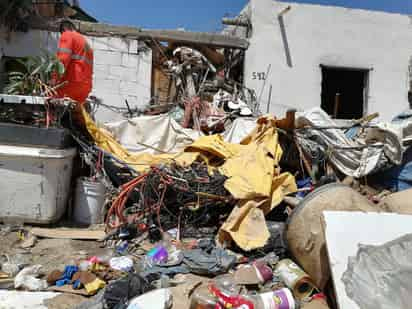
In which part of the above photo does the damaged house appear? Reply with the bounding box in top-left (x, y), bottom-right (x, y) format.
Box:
top-left (3, 0), bottom-right (412, 123)
top-left (232, 0), bottom-right (412, 120)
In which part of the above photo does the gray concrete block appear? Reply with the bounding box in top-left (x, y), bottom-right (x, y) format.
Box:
top-left (122, 53), bottom-right (139, 67)
top-left (92, 37), bottom-right (110, 51)
top-left (109, 65), bottom-right (138, 82)
top-left (119, 81), bottom-right (138, 95)
top-left (93, 78), bottom-right (121, 94)
top-left (93, 64), bottom-right (110, 79)
top-left (94, 50), bottom-right (122, 66)
top-left (128, 39), bottom-right (139, 54)
top-left (107, 37), bottom-right (130, 53)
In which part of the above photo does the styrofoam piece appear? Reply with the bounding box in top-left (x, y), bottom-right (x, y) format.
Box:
top-left (323, 211), bottom-right (412, 309)
top-left (0, 145), bottom-right (76, 224)
top-left (127, 288), bottom-right (172, 309)
top-left (0, 290), bottom-right (59, 308)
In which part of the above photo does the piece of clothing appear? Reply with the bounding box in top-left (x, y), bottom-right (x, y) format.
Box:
top-left (371, 146), bottom-right (412, 191)
top-left (55, 265), bottom-right (79, 286)
top-left (85, 278), bottom-right (106, 296)
top-left (182, 245), bottom-right (237, 276)
top-left (73, 271), bottom-right (97, 285)
top-left (47, 270), bottom-right (63, 285)
top-left (56, 30), bottom-right (93, 104)
top-left (142, 239), bottom-right (237, 277)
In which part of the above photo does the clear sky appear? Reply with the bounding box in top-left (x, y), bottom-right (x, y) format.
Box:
top-left (80, 0), bottom-right (249, 32)
top-left (80, 0), bottom-right (412, 32)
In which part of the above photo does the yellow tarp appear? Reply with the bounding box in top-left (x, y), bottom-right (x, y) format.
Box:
top-left (82, 108), bottom-right (297, 251)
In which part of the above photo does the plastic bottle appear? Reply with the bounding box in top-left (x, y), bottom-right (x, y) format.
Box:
top-left (190, 275), bottom-right (249, 309)
top-left (189, 284), bottom-right (219, 309)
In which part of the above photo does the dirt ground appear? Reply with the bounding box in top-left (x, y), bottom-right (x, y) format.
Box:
top-left (0, 225), bottom-right (110, 309)
top-left (0, 227), bottom-right (109, 274)
top-left (0, 225), bottom-right (213, 309)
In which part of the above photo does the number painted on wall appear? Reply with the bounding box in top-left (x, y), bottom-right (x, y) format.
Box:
top-left (252, 72), bottom-right (266, 80)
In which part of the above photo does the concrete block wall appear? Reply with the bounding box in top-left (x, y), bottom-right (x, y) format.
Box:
top-left (89, 36), bottom-right (152, 123)
top-left (0, 29), bottom-right (152, 123)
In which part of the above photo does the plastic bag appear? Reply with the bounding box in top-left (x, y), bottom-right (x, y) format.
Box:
top-left (14, 265), bottom-right (48, 291)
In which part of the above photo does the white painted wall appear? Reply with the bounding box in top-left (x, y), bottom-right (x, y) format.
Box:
top-left (246, 0), bottom-right (412, 120)
top-left (0, 29), bottom-right (152, 123)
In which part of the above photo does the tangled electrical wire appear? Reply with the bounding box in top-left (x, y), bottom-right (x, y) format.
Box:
top-left (106, 162), bottom-right (234, 236)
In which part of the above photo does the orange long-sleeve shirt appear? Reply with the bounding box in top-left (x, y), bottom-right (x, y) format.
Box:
top-left (56, 30), bottom-right (93, 103)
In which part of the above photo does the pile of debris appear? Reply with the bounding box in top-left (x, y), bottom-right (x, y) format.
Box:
top-left (2, 60), bottom-right (412, 308)
top-left (145, 42), bottom-right (255, 135)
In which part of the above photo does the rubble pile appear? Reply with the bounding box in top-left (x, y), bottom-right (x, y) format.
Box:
top-left (147, 42), bottom-right (255, 135)
top-left (2, 20), bottom-right (412, 309)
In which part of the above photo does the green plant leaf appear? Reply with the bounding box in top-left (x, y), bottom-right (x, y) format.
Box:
top-left (57, 61), bottom-right (65, 76)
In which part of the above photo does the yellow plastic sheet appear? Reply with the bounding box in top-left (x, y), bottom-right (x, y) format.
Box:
top-left (82, 109), bottom-right (297, 250)
top-left (217, 199), bottom-right (270, 251)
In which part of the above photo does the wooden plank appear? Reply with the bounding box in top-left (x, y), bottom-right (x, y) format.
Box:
top-left (27, 17), bottom-right (249, 50)
top-left (138, 29), bottom-right (249, 49)
top-left (222, 17), bottom-right (249, 27)
top-left (30, 228), bottom-right (105, 241)
top-left (49, 285), bottom-right (89, 296)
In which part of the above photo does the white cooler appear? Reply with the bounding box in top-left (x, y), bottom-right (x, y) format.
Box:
top-left (0, 145), bottom-right (76, 224)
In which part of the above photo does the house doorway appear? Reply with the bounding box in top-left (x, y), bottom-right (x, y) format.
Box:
top-left (321, 65), bottom-right (369, 119)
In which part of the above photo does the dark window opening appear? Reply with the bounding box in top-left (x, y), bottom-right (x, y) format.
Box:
top-left (321, 66), bottom-right (369, 119)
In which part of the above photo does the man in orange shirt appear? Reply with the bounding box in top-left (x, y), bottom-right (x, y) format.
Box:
top-left (55, 19), bottom-right (93, 105)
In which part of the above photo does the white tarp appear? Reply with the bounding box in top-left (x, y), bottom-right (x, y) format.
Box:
top-left (104, 114), bottom-right (201, 154)
top-left (104, 114), bottom-right (258, 154)
top-left (222, 117), bottom-right (257, 144)
top-left (296, 107), bottom-right (403, 178)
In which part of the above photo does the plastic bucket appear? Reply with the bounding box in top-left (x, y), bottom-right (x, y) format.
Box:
top-left (73, 178), bottom-right (106, 225)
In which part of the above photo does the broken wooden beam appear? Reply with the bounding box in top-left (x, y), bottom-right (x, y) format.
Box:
top-left (138, 29), bottom-right (249, 50)
top-left (27, 17), bottom-right (249, 49)
top-left (222, 17), bottom-right (249, 27)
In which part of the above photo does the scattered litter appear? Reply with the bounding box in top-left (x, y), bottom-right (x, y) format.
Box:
top-left (18, 230), bottom-right (38, 249)
top-left (104, 273), bottom-right (154, 308)
top-left (14, 265), bottom-right (48, 291)
top-left (275, 259), bottom-right (316, 300)
top-left (3, 7), bottom-right (412, 308)
top-left (109, 256), bottom-right (134, 272)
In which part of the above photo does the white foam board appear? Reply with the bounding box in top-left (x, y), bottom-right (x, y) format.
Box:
top-left (323, 211), bottom-right (412, 309)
